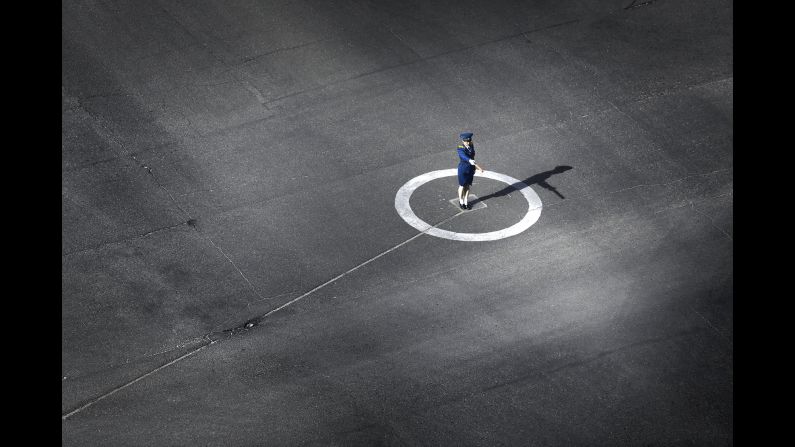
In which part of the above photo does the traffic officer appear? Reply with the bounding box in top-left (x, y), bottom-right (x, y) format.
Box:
top-left (457, 132), bottom-right (484, 210)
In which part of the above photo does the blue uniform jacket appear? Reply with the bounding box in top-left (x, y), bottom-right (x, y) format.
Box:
top-left (457, 144), bottom-right (476, 186)
top-left (457, 144), bottom-right (476, 170)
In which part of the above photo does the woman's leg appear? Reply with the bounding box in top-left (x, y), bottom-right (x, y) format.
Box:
top-left (458, 185), bottom-right (464, 205)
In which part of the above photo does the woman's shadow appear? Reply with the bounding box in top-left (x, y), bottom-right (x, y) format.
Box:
top-left (473, 165), bottom-right (573, 204)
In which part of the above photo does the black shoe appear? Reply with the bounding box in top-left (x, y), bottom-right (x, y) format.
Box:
top-left (459, 203), bottom-right (466, 210)
top-left (465, 203), bottom-right (472, 210)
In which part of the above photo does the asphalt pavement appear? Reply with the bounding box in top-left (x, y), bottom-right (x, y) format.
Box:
top-left (62, 0), bottom-right (733, 445)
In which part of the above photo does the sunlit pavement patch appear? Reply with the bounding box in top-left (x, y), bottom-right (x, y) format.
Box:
top-left (395, 169), bottom-right (542, 242)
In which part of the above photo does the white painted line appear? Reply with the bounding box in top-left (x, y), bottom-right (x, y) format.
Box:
top-left (62, 340), bottom-right (216, 420)
top-left (395, 169), bottom-right (543, 241)
top-left (256, 210), bottom-right (464, 320)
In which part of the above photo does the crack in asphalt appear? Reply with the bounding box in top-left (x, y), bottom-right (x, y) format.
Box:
top-left (624, 0), bottom-right (659, 10)
top-left (236, 37), bottom-right (338, 66)
top-left (121, 140), bottom-right (269, 306)
top-left (239, 78), bottom-right (268, 106)
top-left (132, 158), bottom-right (271, 307)
top-left (199, 229), bottom-right (267, 302)
top-left (688, 201), bottom-right (733, 242)
top-left (139, 221), bottom-right (188, 238)
top-left (688, 304), bottom-right (731, 342)
top-left (61, 219), bottom-right (191, 257)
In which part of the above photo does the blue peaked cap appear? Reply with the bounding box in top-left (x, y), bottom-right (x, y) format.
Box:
top-left (460, 132), bottom-right (473, 140)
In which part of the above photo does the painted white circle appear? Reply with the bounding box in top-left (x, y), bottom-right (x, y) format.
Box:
top-left (394, 169), bottom-right (543, 241)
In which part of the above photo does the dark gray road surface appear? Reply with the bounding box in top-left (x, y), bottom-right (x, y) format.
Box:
top-left (62, 0), bottom-right (733, 445)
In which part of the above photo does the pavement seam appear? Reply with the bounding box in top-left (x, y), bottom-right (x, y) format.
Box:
top-left (68, 98), bottom-right (270, 303)
top-left (688, 304), bottom-right (731, 343)
top-left (62, 338), bottom-right (216, 420)
top-left (62, 211), bottom-right (465, 422)
top-left (624, 0), bottom-right (659, 10)
top-left (199, 232), bottom-right (268, 302)
top-left (241, 211), bottom-right (465, 327)
top-left (132, 144), bottom-right (270, 306)
top-left (61, 221), bottom-right (191, 257)
top-left (688, 201), bottom-right (733, 242)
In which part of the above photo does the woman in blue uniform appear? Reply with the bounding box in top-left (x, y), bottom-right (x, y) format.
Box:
top-left (457, 132), bottom-right (484, 209)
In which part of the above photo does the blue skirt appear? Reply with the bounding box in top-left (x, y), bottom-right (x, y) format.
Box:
top-left (458, 162), bottom-right (475, 186)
